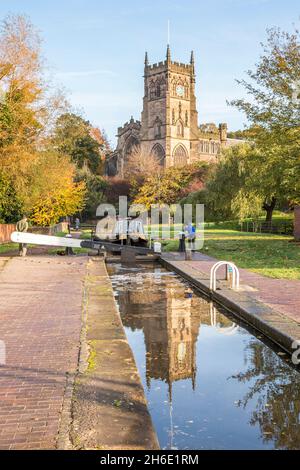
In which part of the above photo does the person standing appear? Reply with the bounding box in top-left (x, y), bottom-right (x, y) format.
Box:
top-left (16, 215), bottom-right (29, 257)
top-left (186, 222), bottom-right (196, 251)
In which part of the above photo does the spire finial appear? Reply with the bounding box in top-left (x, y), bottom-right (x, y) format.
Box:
top-left (144, 51), bottom-right (148, 67)
top-left (166, 44), bottom-right (171, 63)
top-left (190, 50), bottom-right (195, 75)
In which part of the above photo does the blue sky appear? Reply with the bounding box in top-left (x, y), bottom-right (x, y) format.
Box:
top-left (0, 0), bottom-right (299, 146)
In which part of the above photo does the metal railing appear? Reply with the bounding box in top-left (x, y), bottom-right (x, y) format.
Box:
top-left (210, 303), bottom-right (239, 335)
top-left (210, 261), bottom-right (240, 292)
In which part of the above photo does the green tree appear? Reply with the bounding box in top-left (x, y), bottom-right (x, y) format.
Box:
top-left (0, 171), bottom-right (22, 222)
top-left (75, 167), bottom-right (107, 219)
top-left (52, 113), bottom-right (105, 174)
top-left (230, 26), bottom-right (300, 220)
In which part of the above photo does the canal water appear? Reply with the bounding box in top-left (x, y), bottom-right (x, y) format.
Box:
top-left (107, 263), bottom-right (300, 450)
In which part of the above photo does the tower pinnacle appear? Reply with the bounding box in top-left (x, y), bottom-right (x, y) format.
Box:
top-left (190, 50), bottom-right (194, 65)
top-left (144, 51), bottom-right (149, 67)
top-left (190, 50), bottom-right (195, 75)
top-left (166, 44), bottom-right (171, 63)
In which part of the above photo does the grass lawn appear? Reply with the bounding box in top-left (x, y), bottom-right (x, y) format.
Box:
top-left (162, 229), bottom-right (300, 280)
top-left (0, 242), bottom-right (17, 254)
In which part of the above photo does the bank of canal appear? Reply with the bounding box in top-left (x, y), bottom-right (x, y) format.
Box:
top-left (108, 263), bottom-right (300, 450)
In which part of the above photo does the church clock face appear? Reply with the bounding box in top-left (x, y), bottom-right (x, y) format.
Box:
top-left (176, 85), bottom-right (184, 97)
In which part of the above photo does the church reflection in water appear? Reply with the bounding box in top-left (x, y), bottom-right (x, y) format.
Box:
top-left (113, 267), bottom-right (231, 399)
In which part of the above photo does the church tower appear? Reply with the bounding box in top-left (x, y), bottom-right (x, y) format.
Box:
top-left (140, 46), bottom-right (199, 167)
top-left (107, 46), bottom-right (234, 177)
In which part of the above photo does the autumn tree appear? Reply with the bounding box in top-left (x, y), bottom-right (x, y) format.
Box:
top-left (134, 166), bottom-right (194, 209)
top-left (123, 145), bottom-right (163, 198)
top-left (0, 15), bottom-right (86, 225)
top-left (0, 14), bottom-right (44, 189)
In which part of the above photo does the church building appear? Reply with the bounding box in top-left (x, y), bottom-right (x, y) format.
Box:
top-left (106, 46), bottom-right (241, 176)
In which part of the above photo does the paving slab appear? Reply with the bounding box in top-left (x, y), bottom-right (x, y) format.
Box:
top-left (0, 256), bottom-right (87, 450)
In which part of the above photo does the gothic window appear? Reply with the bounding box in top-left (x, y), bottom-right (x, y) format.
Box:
top-left (150, 87), bottom-right (156, 99)
top-left (173, 144), bottom-right (188, 167)
top-left (154, 117), bottom-right (162, 138)
top-left (151, 143), bottom-right (165, 165)
top-left (123, 136), bottom-right (140, 166)
top-left (156, 84), bottom-right (161, 97)
top-left (177, 120), bottom-right (184, 137)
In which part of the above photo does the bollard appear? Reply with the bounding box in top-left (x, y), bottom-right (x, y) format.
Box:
top-left (179, 233), bottom-right (186, 253)
top-left (185, 248), bottom-right (192, 260)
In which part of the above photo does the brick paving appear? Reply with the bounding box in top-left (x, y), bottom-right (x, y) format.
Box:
top-left (163, 252), bottom-right (300, 324)
top-left (0, 256), bottom-right (87, 449)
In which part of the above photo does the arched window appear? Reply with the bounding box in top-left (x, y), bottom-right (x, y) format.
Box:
top-left (150, 87), bottom-right (156, 99)
top-left (173, 144), bottom-right (188, 167)
top-left (176, 120), bottom-right (184, 137)
top-left (154, 118), bottom-right (162, 138)
top-left (124, 136), bottom-right (140, 162)
top-left (156, 84), bottom-right (161, 97)
top-left (151, 143), bottom-right (165, 165)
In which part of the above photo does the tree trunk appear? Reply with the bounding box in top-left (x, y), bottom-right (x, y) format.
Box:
top-left (263, 197), bottom-right (276, 224)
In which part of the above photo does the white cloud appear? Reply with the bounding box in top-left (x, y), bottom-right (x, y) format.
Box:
top-left (56, 69), bottom-right (117, 79)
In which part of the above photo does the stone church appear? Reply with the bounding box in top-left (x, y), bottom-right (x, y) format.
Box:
top-left (106, 46), bottom-right (241, 176)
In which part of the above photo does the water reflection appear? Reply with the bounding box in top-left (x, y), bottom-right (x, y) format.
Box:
top-left (108, 263), bottom-right (300, 450)
top-left (232, 340), bottom-right (300, 449)
top-left (112, 267), bottom-right (233, 397)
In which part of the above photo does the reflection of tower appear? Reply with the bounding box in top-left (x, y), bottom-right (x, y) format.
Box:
top-left (166, 289), bottom-right (197, 394)
top-left (112, 266), bottom-right (203, 450)
top-left (144, 284), bottom-right (200, 397)
top-left (117, 270), bottom-right (201, 397)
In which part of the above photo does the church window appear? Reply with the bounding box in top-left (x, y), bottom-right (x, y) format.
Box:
top-left (156, 84), bottom-right (161, 97)
top-left (173, 144), bottom-right (188, 167)
top-left (150, 87), bottom-right (156, 99)
top-left (151, 143), bottom-right (165, 165)
top-left (154, 118), bottom-right (162, 138)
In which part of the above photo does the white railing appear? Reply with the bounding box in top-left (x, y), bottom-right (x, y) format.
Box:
top-left (210, 261), bottom-right (240, 292)
top-left (210, 303), bottom-right (239, 335)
